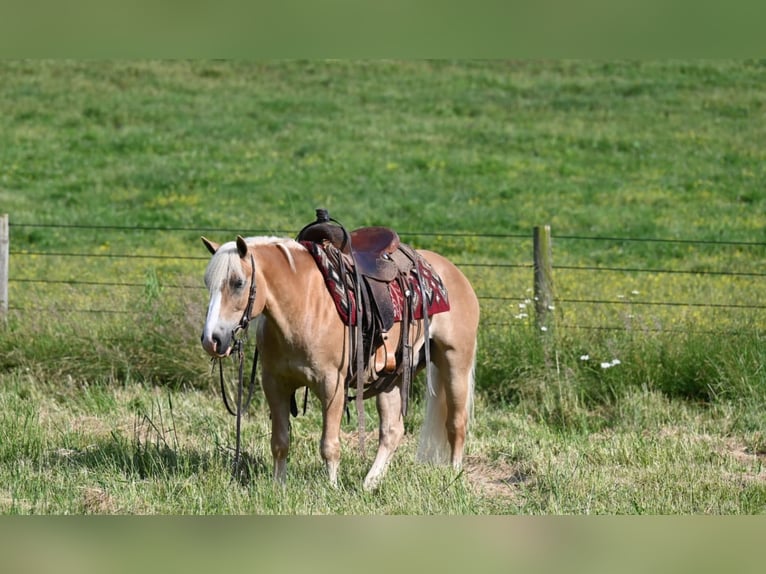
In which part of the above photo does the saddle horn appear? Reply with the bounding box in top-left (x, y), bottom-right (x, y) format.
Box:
top-left (296, 208), bottom-right (351, 253)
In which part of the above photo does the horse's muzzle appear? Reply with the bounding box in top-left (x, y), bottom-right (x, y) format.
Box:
top-left (201, 331), bottom-right (233, 358)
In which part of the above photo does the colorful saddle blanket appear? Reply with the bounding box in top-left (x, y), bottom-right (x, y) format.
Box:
top-left (301, 240), bottom-right (450, 327)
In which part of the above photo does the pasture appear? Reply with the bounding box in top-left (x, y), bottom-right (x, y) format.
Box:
top-left (1, 60), bottom-right (765, 514)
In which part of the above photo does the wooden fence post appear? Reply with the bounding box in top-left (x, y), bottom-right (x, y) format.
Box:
top-left (533, 225), bottom-right (554, 332)
top-left (1, 214), bottom-right (8, 324)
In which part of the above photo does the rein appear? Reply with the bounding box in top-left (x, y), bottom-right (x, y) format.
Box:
top-left (217, 253), bottom-right (259, 477)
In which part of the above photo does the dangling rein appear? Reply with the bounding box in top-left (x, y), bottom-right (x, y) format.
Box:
top-left (216, 254), bottom-right (259, 478)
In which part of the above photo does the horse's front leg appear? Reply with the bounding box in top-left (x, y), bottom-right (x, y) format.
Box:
top-left (319, 383), bottom-right (346, 487)
top-left (363, 387), bottom-right (404, 491)
top-left (263, 376), bottom-right (292, 484)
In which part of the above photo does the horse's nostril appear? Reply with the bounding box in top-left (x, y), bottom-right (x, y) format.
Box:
top-left (212, 335), bottom-right (222, 352)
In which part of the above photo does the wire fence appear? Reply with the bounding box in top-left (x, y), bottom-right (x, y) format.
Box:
top-left (4, 220), bottom-right (766, 335)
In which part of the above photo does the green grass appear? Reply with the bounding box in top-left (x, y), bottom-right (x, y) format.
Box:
top-left (2, 371), bottom-right (764, 514)
top-left (1, 60), bottom-right (765, 514)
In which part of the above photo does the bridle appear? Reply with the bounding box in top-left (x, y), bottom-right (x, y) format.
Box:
top-left (236, 253), bottom-right (258, 334)
top-left (216, 253), bottom-right (259, 479)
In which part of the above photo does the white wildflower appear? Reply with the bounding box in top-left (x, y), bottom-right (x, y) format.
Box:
top-left (601, 358), bottom-right (622, 369)
top-left (580, 354), bottom-right (590, 361)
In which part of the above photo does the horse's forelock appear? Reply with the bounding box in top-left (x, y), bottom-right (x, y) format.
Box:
top-left (204, 243), bottom-right (241, 290)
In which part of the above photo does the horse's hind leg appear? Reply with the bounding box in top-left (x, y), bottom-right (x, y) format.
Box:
top-left (363, 387), bottom-right (404, 491)
top-left (418, 338), bottom-right (476, 470)
top-left (439, 343), bottom-right (475, 469)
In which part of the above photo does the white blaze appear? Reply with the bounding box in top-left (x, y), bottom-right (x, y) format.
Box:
top-left (203, 289), bottom-right (223, 344)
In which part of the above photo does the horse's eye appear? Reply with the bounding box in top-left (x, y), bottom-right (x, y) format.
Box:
top-left (232, 278), bottom-right (245, 290)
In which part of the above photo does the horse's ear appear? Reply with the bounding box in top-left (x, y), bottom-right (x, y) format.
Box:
top-left (236, 235), bottom-right (249, 259)
top-left (201, 236), bottom-right (220, 255)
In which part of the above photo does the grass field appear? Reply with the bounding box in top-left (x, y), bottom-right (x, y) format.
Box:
top-left (1, 60), bottom-right (765, 514)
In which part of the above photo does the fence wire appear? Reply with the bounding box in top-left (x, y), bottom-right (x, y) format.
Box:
top-left (5, 221), bottom-right (766, 333)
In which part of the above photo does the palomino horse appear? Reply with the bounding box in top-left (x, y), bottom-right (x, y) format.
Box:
top-left (200, 234), bottom-right (479, 490)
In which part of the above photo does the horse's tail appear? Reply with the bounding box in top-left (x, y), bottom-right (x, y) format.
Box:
top-left (416, 338), bottom-right (476, 465)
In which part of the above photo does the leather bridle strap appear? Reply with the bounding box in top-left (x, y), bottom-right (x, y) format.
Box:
top-left (238, 253), bottom-right (258, 332)
top-left (218, 340), bottom-right (259, 418)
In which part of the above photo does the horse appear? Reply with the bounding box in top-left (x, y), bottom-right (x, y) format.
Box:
top-left (200, 233), bottom-right (479, 490)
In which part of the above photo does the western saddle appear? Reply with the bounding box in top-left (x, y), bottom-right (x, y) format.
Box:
top-left (297, 209), bottom-right (437, 424)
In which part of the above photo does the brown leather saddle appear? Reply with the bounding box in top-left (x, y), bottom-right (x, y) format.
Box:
top-left (298, 213), bottom-right (415, 333)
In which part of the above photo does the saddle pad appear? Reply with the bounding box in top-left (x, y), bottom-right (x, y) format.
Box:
top-left (301, 240), bottom-right (450, 326)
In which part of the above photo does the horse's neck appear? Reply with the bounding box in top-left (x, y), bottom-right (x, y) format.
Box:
top-left (255, 243), bottom-right (328, 339)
